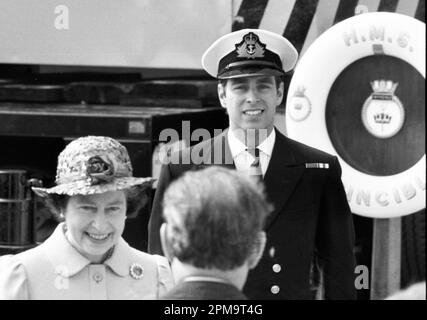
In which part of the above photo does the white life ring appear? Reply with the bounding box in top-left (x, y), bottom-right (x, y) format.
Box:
top-left (285, 12), bottom-right (425, 218)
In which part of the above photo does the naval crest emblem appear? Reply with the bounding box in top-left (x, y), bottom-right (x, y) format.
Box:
top-left (235, 32), bottom-right (266, 59)
top-left (361, 80), bottom-right (405, 139)
top-left (288, 86), bottom-right (312, 122)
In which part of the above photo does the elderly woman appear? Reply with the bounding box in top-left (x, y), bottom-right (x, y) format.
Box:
top-left (0, 136), bottom-right (174, 299)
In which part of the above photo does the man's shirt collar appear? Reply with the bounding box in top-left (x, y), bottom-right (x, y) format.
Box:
top-left (228, 128), bottom-right (276, 158)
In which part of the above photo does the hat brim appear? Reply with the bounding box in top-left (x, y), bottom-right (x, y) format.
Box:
top-left (32, 177), bottom-right (155, 198)
top-left (218, 67), bottom-right (284, 80)
top-left (202, 29), bottom-right (298, 79)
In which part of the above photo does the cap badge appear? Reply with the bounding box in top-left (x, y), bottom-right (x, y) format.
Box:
top-left (235, 32), bottom-right (266, 59)
top-left (129, 263), bottom-right (144, 280)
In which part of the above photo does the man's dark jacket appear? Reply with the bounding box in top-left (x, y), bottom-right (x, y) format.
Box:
top-left (148, 129), bottom-right (356, 299)
top-left (161, 281), bottom-right (247, 300)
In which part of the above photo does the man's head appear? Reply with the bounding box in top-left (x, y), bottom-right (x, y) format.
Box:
top-left (217, 75), bottom-right (284, 133)
top-left (160, 166), bottom-right (272, 273)
top-left (202, 29), bottom-right (298, 134)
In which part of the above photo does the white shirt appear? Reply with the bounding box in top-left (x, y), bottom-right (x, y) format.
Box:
top-left (228, 129), bottom-right (276, 177)
top-left (183, 275), bottom-right (231, 285)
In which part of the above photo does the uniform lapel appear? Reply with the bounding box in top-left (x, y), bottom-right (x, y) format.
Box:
top-left (200, 128), bottom-right (304, 230)
top-left (263, 130), bottom-right (304, 230)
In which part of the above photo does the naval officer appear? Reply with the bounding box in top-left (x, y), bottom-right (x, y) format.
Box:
top-left (148, 29), bottom-right (356, 299)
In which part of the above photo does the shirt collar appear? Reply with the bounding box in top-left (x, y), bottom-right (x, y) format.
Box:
top-left (258, 128), bottom-right (275, 157)
top-left (228, 129), bottom-right (247, 158)
top-left (183, 275), bottom-right (232, 285)
top-left (43, 223), bottom-right (130, 277)
top-left (228, 128), bottom-right (276, 157)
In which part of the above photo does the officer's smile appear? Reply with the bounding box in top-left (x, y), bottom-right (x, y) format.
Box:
top-left (242, 108), bottom-right (264, 116)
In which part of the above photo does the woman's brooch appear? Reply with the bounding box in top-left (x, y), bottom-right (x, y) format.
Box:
top-left (129, 263), bottom-right (144, 280)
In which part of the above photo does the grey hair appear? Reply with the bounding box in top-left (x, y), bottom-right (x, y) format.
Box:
top-left (162, 166), bottom-right (272, 270)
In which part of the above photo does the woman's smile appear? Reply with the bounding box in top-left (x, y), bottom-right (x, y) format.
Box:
top-left (85, 232), bottom-right (111, 242)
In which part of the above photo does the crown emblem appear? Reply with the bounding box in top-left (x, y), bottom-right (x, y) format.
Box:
top-left (371, 80), bottom-right (398, 100)
top-left (293, 87), bottom-right (307, 110)
top-left (294, 86), bottom-right (306, 97)
top-left (289, 84), bottom-right (311, 122)
top-left (373, 112), bottom-right (392, 124)
top-left (362, 79), bottom-right (404, 139)
top-left (235, 32), bottom-right (266, 59)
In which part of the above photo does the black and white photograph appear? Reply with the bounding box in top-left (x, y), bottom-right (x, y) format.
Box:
top-left (0, 0), bottom-right (425, 311)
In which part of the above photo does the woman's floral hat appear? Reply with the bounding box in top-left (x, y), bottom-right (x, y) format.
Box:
top-left (32, 136), bottom-right (155, 197)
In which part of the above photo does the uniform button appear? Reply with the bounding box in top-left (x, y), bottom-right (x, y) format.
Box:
top-left (93, 272), bottom-right (103, 283)
top-left (272, 264), bottom-right (281, 273)
top-left (271, 285), bottom-right (280, 294)
top-left (269, 247), bottom-right (275, 258)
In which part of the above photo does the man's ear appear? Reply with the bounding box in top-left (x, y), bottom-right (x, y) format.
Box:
top-left (247, 231), bottom-right (267, 269)
top-left (276, 81), bottom-right (284, 106)
top-left (160, 223), bottom-right (173, 263)
top-left (217, 83), bottom-right (227, 109)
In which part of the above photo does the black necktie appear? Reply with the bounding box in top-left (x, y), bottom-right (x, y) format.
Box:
top-left (246, 147), bottom-right (263, 179)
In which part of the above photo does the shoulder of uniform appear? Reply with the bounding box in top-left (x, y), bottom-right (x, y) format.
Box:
top-left (285, 136), bottom-right (336, 164)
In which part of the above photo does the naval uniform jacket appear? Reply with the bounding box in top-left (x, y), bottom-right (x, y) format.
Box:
top-left (0, 223), bottom-right (174, 299)
top-left (148, 128), bottom-right (356, 300)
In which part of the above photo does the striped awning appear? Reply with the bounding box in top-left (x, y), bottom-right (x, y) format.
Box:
top-left (232, 0), bottom-right (424, 57)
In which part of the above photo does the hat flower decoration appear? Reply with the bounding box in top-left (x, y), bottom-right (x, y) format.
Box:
top-left (85, 155), bottom-right (114, 184)
top-left (32, 136), bottom-right (155, 197)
